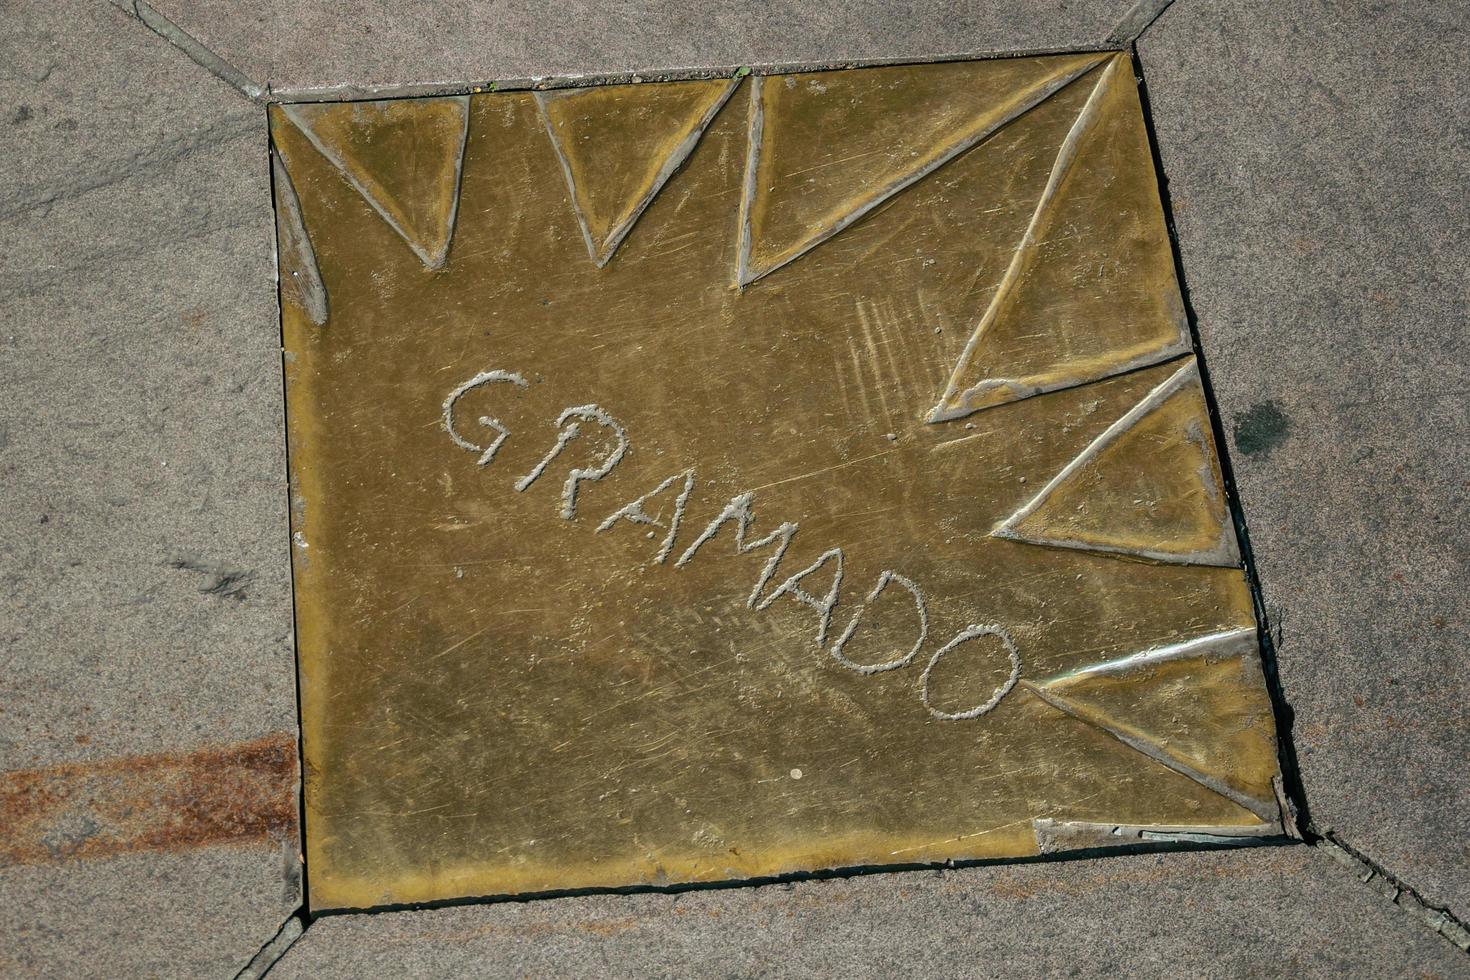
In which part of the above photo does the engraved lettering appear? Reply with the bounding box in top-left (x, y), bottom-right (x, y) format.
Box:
top-left (515, 404), bottom-right (629, 520)
top-left (756, 547), bottom-right (845, 647)
top-left (595, 469), bottom-right (696, 564)
top-left (829, 571), bottom-right (928, 674)
top-left (441, 377), bottom-right (1025, 722)
top-left (442, 369), bottom-right (528, 465)
top-left (674, 492), bottom-right (797, 609)
top-left (920, 624), bottom-right (1022, 721)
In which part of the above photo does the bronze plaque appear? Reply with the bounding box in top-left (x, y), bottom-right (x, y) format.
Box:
top-left (272, 52), bottom-right (1285, 911)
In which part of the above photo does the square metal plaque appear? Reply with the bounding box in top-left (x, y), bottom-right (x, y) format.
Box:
top-left (271, 52), bottom-right (1286, 911)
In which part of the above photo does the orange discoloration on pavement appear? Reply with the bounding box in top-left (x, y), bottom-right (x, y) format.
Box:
top-left (0, 733), bottom-right (298, 865)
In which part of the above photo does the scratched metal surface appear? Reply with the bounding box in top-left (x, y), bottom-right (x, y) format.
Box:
top-left (271, 52), bottom-right (1285, 910)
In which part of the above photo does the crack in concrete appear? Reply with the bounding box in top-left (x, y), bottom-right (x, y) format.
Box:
top-left (232, 913), bottom-right (305, 980)
top-left (0, 205), bottom-right (261, 304)
top-left (168, 557), bottom-right (256, 602)
top-left (1317, 835), bottom-right (1470, 954)
top-left (0, 111), bottom-right (258, 222)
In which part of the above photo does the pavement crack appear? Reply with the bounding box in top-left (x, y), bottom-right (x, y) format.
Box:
top-left (0, 111), bottom-right (259, 221)
top-left (1316, 834), bottom-right (1470, 955)
top-left (233, 912), bottom-right (306, 980)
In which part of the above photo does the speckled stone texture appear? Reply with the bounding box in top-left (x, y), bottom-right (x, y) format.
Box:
top-left (141, 0), bottom-right (1136, 95)
top-left (0, 0), bottom-right (292, 774)
top-left (273, 846), bottom-right (1470, 978)
top-left (0, 0), bottom-right (297, 973)
top-left (0, 849), bottom-right (297, 978)
top-left (3, 0), bottom-right (1468, 974)
top-left (1139, 0), bottom-right (1470, 923)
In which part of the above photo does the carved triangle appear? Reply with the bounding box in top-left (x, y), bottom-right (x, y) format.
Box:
top-left (994, 357), bottom-right (1241, 566)
top-left (270, 148), bottom-right (328, 326)
top-left (282, 95), bottom-right (471, 270)
top-left (537, 78), bottom-right (740, 267)
top-left (1021, 629), bottom-right (1281, 822)
top-left (737, 52), bottom-right (1107, 286)
top-left (928, 54), bottom-right (1190, 420)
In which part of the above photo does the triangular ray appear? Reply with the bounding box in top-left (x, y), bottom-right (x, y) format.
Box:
top-left (537, 78), bottom-right (740, 267)
top-left (1021, 629), bottom-right (1281, 821)
top-left (270, 148), bottom-right (328, 326)
top-left (994, 357), bottom-right (1240, 566)
top-left (282, 95), bottom-right (471, 270)
top-left (928, 54), bottom-right (1190, 420)
top-left (737, 52), bottom-right (1107, 286)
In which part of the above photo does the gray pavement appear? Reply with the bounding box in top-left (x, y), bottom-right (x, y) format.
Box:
top-left (142, 0), bottom-right (1138, 97)
top-left (1, 0), bottom-right (1466, 975)
top-left (1, 1), bottom-right (297, 975)
top-left (1, 848), bottom-right (297, 978)
top-left (1140, 0), bottom-right (1470, 924)
top-left (272, 846), bottom-right (1469, 978)
top-left (1, 0), bottom-right (293, 772)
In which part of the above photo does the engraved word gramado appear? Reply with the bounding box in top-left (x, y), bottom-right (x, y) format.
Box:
top-left (443, 370), bottom-right (1022, 721)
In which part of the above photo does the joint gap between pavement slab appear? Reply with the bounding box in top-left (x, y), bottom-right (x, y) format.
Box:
top-left (236, 135), bottom-right (313, 979)
top-left (304, 836), bottom-right (1295, 921)
top-left (232, 911), bottom-right (307, 980)
top-left (1315, 835), bottom-right (1470, 954)
top-left (263, 46), bottom-right (1126, 105)
top-left (1105, 0), bottom-right (1177, 45)
top-left (262, 124), bottom-right (316, 923)
top-left (127, 0), bottom-right (267, 103)
top-left (1131, 50), bottom-right (1310, 841)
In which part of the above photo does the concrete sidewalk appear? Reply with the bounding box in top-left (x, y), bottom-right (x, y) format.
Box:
top-left (1, 1), bottom-right (1465, 975)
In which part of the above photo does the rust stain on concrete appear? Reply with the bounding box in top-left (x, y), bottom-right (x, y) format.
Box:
top-left (0, 733), bottom-right (298, 865)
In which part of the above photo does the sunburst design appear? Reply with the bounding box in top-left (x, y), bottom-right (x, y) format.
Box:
top-left (271, 52), bottom-right (1282, 911)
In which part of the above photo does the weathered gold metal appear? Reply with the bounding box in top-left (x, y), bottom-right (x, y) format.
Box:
top-left (272, 52), bottom-right (1284, 911)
